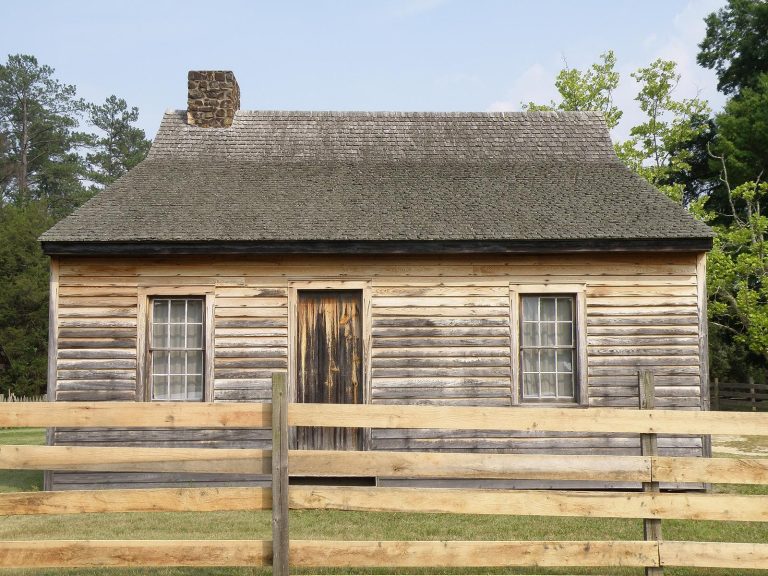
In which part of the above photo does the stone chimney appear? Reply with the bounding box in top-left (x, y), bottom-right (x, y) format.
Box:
top-left (187, 71), bottom-right (240, 128)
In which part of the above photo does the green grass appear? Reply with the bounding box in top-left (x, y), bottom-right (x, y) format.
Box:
top-left (1, 429), bottom-right (767, 575)
top-left (0, 427), bottom-right (44, 493)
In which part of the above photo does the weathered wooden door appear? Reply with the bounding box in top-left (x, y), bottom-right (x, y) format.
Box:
top-left (296, 290), bottom-right (364, 450)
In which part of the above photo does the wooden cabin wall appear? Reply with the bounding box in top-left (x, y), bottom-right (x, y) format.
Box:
top-left (50, 253), bottom-right (705, 490)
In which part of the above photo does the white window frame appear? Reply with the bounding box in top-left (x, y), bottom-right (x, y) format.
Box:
top-left (510, 284), bottom-right (588, 406)
top-left (137, 287), bottom-right (215, 402)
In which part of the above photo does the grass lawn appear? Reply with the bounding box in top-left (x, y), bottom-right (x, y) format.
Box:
top-left (0, 428), bottom-right (767, 576)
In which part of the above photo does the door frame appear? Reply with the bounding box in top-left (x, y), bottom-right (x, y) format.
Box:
top-left (287, 279), bottom-right (372, 449)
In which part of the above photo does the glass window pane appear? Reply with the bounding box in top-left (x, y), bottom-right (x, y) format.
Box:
top-left (169, 351), bottom-right (185, 374)
top-left (557, 349), bottom-right (573, 373)
top-left (170, 324), bottom-right (185, 348)
top-left (557, 322), bottom-right (573, 346)
top-left (150, 297), bottom-right (206, 402)
top-left (540, 323), bottom-right (556, 347)
top-left (522, 297), bottom-right (538, 321)
top-left (522, 322), bottom-right (538, 346)
top-left (522, 349), bottom-right (538, 373)
top-left (170, 300), bottom-right (186, 323)
top-left (557, 298), bottom-right (573, 321)
top-left (540, 373), bottom-right (556, 396)
top-left (169, 376), bottom-right (185, 400)
top-left (152, 375), bottom-right (168, 400)
top-left (187, 300), bottom-right (203, 323)
top-left (540, 349), bottom-right (556, 372)
top-left (187, 351), bottom-right (204, 375)
top-left (152, 323), bottom-right (168, 348)
top-left (187, 324), bottom-right (203, 349)
top-left (153, 300), bottom-right (168, 322)
top-left (558, 373), bottom-right (574, 398)
top-left (152, 351), bottom-right (169, 375)
top-left (187, 375), bottom-right (203, 400)
top-left (523, 373), bottom-right (539, 397)
top-left (540, 298), bottom-right (556, 321)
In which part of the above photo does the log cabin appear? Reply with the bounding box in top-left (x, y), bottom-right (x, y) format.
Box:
top-left (39, 71), bottom-right (714, 490)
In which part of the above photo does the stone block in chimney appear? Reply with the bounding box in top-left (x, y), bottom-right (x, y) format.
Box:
top-left (187, 71), bottom-right (240, 128)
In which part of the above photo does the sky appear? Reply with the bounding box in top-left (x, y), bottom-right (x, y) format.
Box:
top-left (2, 0), bottom-right (727, 141)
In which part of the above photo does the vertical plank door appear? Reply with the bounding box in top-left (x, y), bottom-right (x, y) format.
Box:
top-left (296, 290), bottom-right (364, 450)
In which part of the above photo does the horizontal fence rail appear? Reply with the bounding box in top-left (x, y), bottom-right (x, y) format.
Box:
top-left (288, 402), bottom-right (768, 436)
top-left (1, 370), bottom-right (768, 573)
top-left (5, 399), bottom-right (768, 435)
top-left (4, 485), bottom-right (768, 523)
top-left (712, 378), bottom-right (768, 412)
top-left (0, 401), bottom-right (270, 428)
top-left (0, 540), bottom-right (271, 568)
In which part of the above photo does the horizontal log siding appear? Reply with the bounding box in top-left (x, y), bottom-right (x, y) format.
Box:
top-left (52, 253), bottom-right (703, 489)
top-left (214, 287), bottom-right (289, 402)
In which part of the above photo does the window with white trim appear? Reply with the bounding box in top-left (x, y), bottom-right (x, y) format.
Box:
top-left (150, 298), bottom-right (205, 401)
top-left (520, 295), bottom-right (576, 402)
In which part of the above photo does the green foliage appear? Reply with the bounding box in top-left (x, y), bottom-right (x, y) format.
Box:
top-left (698, 0), bottom-right (768, 95)
top-left (713, 73), bottom-right (768, 188)
top-left (0, 54), bottom-right (151, 395)
top-left (701, 165), bottom-right (768, 379)
top-left (0, 54), bottom-right (89, 216)
top-left (0, 200), bottom-right (52, 397)
top-left (617, 59), bottom-right (711, 204)
top-left (86, 95), bottom-right (151, 187)
top-left (523, 51), bottom-right (622, 129)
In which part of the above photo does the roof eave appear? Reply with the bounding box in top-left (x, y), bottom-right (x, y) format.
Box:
top-left (41, 237), bottom-right (714, 256)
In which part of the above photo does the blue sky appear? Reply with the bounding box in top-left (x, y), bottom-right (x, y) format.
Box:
top-left (3, 0), bottom-right (726, 141)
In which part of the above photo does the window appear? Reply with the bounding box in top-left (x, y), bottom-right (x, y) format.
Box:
top-left (150, 298), bottom-right (204, 401)
top-left (520, 295), bottom-right (576, 402)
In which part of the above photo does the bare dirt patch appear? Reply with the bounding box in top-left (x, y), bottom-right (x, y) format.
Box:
top-left (712, 434), bottom-right (768, 457)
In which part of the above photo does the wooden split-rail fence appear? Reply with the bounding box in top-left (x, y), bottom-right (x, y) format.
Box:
top-left (1, 371), bottom-right (768, 573)
top-left (712, 377), bottom-right (768, 412)
top-left (0, 393), bottom-right (47, 403)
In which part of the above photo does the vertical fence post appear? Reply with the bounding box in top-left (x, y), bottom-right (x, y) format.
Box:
top-left (713, 377), bottom-right (720, 411)
top-left (272, 372), bottom-right (289, 576)
top-left (749, 375), bottom-right (756, 412)
top-left (639, 369), bottom-right (663, 575)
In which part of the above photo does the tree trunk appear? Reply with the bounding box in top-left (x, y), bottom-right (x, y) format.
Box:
top-left (18, 96), bottom-right (28, 193)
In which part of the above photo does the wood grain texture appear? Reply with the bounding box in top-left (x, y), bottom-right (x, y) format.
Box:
top-left (0, 487), bottom-right (270, 515)
top-left (0, 540), bottom-right (271, 568)
top-left (2, 402), bottom-right (270, 428)
top-left (639, 369), bottom-right (663, 576)
top-left (289, 540), bottom-right (659, 568)
top-left (287, 403), bottom-right (768, 435)
top-left (653, 455), bottom-right (768, 484)
top-left (0, 445), bottom-right (270, 474)
top-left (289, 486), bottom-right (768, 521)
top-left (660, 541), bottom-right (768, 569)
top-left (272, 373), bottom-right (289, 576)
top-left (50, 252), bottom-right (708, 489)
top-left (289, 450), bottom-right (651, 481)
top-left (296, 291), bottom-right (364, 450)
top-left (45, 258), bottom-right (60, 490)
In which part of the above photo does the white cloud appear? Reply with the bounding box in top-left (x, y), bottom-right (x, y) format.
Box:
top-left (611, 0), bottom-right (726, 141)
top-left (487, 63), bottom-right (559, 112)
top-left (485, 1), bottom-right (727, 142)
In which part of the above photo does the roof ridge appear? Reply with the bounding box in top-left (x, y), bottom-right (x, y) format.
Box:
top-left (164, 109), bottom-right (605, 118)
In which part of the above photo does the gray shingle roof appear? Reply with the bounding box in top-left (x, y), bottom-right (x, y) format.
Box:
top-left (41, 109), bottom-right (713, 249)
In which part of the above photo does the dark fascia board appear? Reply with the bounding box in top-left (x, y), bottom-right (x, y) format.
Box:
top-left (42, 237), bottom-right (713, 256)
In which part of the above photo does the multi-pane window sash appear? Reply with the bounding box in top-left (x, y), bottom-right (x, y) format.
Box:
top-left (520, 295), bottom-right (576, 402)
top-left (150, 298), bottom-right (204, 401)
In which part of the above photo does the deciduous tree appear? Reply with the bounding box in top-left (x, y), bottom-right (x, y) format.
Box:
top-left (698, 0), bottom-right (768, 95)
top-left (524, 51), bottom-right (622, 129)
